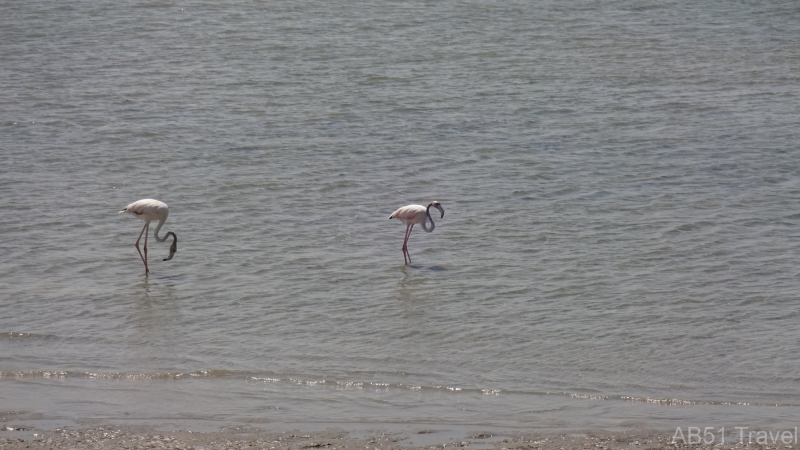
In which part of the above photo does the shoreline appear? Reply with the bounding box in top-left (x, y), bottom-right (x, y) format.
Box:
top-left (2, 424), bottom-right (798, 450)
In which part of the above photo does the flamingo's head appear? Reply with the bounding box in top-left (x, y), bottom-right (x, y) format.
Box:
top-left (429, 201), bottom-right (444, 219)
top-left (163, 232), bottom-right (178, 262)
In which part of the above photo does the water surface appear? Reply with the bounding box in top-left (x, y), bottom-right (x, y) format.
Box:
top-left (2, 0), bottom-right (800, 433)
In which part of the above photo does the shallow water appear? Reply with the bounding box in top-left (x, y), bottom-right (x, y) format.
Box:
top-left (2, 0), bottom-right (800, 433)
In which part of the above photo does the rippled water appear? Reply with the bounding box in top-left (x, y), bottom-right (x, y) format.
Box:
top-left (2, 0), bottom-right (800, 433)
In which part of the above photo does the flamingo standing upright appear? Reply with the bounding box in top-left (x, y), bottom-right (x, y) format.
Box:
top-left (389, 201), bottom-right (444, 265)
top-left (120, 199), bottom-right (178, 274)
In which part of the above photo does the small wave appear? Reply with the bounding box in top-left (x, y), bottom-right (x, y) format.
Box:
top-left (4, 369), bottom-right (795, 408)
top-left (615, 395), bottom-right (796, 407)
top-left (547, 391), bottom-right (800, 408)
top-left (0, 370), bottom-right (68, 378)
top-left (0, 332), bottom-right (59, 341)
top-left (532, 391), bottom-right (800, 408)
top-left (247, 376), bottom-right (500, 395)
top-left (0, 369), bottom-right (240, 380)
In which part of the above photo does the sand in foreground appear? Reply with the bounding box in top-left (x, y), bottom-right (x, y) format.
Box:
top-left (1, 426), bottom-right (796, 450)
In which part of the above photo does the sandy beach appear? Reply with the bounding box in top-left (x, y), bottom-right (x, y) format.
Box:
top-left (2, 425), bottom-right (796, 450)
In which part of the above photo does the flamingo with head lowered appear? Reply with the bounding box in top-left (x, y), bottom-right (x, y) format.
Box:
top-left (389, 201), bottom-right (444, 265)
top-left (120, 199), bottom-right (178, 275)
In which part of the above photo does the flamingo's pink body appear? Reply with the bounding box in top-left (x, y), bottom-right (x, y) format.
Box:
top-left (389, 201), bottom-right (444, 265)
top-left (120, 199), bottom-right (178, 275)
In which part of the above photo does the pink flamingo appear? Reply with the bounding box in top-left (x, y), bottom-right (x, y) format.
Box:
top-left (119, 199), bottom-right (178, 274)
top-left (389, 201), bottom-right (445, 265)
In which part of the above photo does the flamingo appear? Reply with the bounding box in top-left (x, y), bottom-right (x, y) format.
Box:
top-left (119, 199), bottom-right (178, 274)
top-left (389, 201), bottom-right (444, 265)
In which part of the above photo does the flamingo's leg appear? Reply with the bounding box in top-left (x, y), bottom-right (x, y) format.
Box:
top-left (401, 224), bottom-right (411, 265)
top-left (134, 222), bottom-right (149, 274)
top-left (143, 222), bottom-right (150, 274)
top-left (402, 224), bottom-right (414, 265)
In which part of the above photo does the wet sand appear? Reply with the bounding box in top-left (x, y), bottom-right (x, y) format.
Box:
top-left (1, 425), bottom-right (795, 450)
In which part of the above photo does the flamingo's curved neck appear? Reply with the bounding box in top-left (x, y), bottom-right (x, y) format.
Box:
top-left (421, 204), bottom-right (436, 233)
top-left (153, 220), bottom-right (178, 260)
top-left (153, 220), bottom-right (169, 242)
